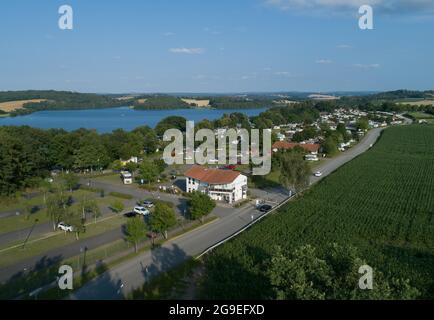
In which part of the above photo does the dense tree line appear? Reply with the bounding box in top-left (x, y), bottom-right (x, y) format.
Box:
top-left (251, 103), bottom-right (321, 129)
top-left (0, 124), bottom-right (158, 196)
top-left (133, 96), bottom-right (191, 110)
top-left (209, 97), bottom-right (274, 109)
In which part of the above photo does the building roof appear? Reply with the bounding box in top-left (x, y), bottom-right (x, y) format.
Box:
top-left (272, 141), bottom-right (321, 153)
top-left (185, 166), bottom-right (241, 184)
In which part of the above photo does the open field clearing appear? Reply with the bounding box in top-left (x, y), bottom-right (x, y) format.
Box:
top-left (0, 190), bottom-right (113, 235)
top-left (202, 125), bottom-right (434, 299)
top-left (181, 98), bottom-right (210, 107)
top-left (0, 99), bottom-right (47, 112)
top-left (398, 99), bottom-right (434, 106)
top-left (407, 112), bottom-right (434, 119)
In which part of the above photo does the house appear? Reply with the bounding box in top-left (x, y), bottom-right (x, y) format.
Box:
top-left (272, 141), bottom-right (321, 155)
top-left (120, 156), bottom-right (138, 166)
top-left (185, 166), bottom-right (247, 204)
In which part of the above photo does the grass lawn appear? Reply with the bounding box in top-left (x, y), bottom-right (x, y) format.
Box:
top-left (0, 188), bottom-right (96, 212)
top-left (407, 112), bottom-right (434, 119)
top-left (0, 192), bottom-right (119, 235)
top-left (0, 213), bottom-right (128, 269)
top-left (93, 173), bottom-right (124, 185)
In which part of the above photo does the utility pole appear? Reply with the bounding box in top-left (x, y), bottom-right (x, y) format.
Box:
top-left (22, 219), bottom-right (39, 250)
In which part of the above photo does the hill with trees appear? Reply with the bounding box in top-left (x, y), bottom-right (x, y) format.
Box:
top-left (133, 96), bottom-right (191, 110)
top-left (0, 90), bottom-right (126, 116)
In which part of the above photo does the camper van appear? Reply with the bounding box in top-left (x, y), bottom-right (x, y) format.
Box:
top-left (120, 171), bottom-right (133, 185)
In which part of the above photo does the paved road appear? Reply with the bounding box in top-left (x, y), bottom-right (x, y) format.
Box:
top-left (309, 128), bottom-right (383, 185)
top-left (0, 182), bottom-right (232, 284)
top-left (0, 227), bottom-right (124, 284)
top-left (70, 128), bottom-right (384, 300)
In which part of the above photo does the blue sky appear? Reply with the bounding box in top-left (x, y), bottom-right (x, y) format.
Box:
top-left (1, 0), bottom-right (433, 93)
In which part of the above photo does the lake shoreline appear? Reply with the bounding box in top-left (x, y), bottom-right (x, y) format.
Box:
top-left (0, 106), bottom-right (267, 133)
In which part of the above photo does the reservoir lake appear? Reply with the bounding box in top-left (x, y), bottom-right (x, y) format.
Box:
top-left (0, 107), bottom-right (267, 133)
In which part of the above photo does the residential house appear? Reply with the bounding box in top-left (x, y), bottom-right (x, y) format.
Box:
top-left (185, 166), bottom-right (248, 204)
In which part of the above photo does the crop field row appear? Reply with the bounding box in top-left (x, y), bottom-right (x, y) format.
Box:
top-left (202, 125), bottom-right (434, 299)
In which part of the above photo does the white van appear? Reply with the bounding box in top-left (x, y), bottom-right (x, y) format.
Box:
top-left (120, 171), bottom-right (133, 184)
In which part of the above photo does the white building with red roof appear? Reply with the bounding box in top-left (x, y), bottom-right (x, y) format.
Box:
top-left (185, 166), bottom-right (248, 204)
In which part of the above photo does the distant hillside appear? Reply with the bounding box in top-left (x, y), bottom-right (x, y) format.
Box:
top-left (133, 95), bottom-right (273, 110)
top-left (339, 90), bottom-right (434, 106)
top-left (209, 96), bottom-right (274, 109)
top-left (1, 89), bottom-right (433, 117)
top-left (133, 96), bottom-right (191, 110)
top-left (0, 90), bottom-right (125, 116)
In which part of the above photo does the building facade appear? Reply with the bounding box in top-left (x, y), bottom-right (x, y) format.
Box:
top-left (185, 166), bottom-right (247, 204)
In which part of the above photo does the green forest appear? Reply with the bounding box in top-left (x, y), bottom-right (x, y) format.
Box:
top-left (133, 96), bottom-right (191, 110)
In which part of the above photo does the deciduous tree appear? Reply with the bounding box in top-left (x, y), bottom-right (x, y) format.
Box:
top-left (188, 192), bottom-right (216, 223)
top-left (148, 203), bottom-right (177, 239)
top-left (125, 217), bottom-right (147, 253)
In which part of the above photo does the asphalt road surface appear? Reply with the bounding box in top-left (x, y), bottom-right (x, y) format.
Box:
top-left (70, 127), bottom-right (384, 299)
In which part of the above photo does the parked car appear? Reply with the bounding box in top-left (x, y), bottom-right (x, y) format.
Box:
top-left (133, 206), bottom-right (150, 215)
top-left (314, 171), bottom-right (323, 177)
top-left (124, 212), bottom-right (137, 218)
top-left (258, 204), bottom-right (272, 213)
top-left (142, 200), bottom-right (154, 208)
top-left (57, 222), bottom-right (73, 232)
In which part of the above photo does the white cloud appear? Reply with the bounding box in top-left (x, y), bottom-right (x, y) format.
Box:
top-left (169, 48), bottom-right (205, 54)
top-left (274, 71), bottom-right (294, 77)
top-left (316, 59), bottom-right (333, 64)
top-left (353, 63), bottom-right (380, 68)
top-left (337, 44), bottom-right (352, 49)
top-left (163, 32), bottom-right (175, 37)
top-left (264, 0), bottom-right (434, 14)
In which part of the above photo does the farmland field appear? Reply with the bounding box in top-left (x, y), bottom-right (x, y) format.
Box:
top-left (397, 99), bottom-right (434, 106)
top-left (0, 99), bottom-right (47, 112)
top-left (181, 98), bottom-right (210, 107)
top-left (201, 125), bottom-right (434, 299)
